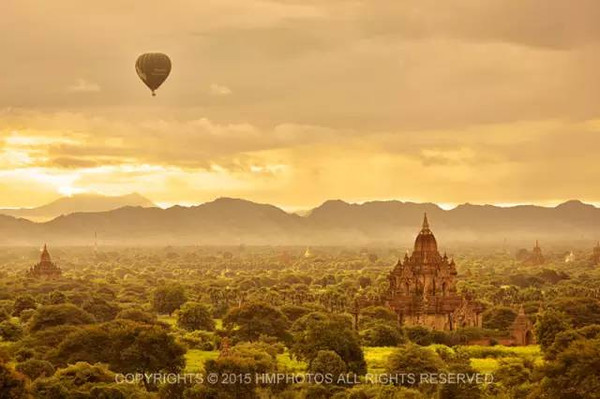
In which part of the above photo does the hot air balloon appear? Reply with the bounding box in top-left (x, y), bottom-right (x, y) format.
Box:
top-left (135, 53), bottom-right (171, 96)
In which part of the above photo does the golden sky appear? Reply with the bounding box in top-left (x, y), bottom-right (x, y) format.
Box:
top-left (2, 1), bottom-right (600, 209)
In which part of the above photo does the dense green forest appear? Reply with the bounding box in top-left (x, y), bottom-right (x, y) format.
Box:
top-left (1, 245), bottom-right (600, 398)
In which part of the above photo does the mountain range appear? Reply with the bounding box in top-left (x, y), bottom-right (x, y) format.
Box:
top-left (0, 193), bottom-right (155, 222)
top-left (0, 196), bottom-right (599, 247)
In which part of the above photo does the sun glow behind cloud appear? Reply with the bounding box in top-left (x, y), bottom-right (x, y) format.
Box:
top-left (1, 112), bottom-right (600, 209)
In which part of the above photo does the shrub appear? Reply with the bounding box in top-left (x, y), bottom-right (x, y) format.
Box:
top-left (360, 306), bottom-right (398, 324)
top-left (482, 307), bottom-right (518, 332)
top-left (179, 331), bottom-right (219, 351)
top-left (0, 363), bottom-right (29, 398)
top-left (224, 302), bottom-right (290, 343)
top-left (28, 304), bottom-right (95, 332)
top-left (152, 284), bottom-right (187, 315)
top-left (116, 308), bottom-right (157, 324)
top-left (0, 300), bottom-right (13, 321)
top-left (361, 321), bottom-right (404, 346)
top-left (0, 320), bottom-right (24, 341)
top-left (12, 295), bottom-right (36, 317)
top-left (15, 359), bottom-right (55, 380)
top-left (405, 326), bottom-right (433, 346)
top-left (19, 309), bottom-right (35, 323)
top-left (386, 344), bottom-right (445, 385)
top-left (291, 312), bottom-right (366, 375)
top-left (15, 348), bottom-right (36, 362)
top-left (308, 350), bottom-right (347, 382)
top-left (81, 296), bottom-right (120, 322)
top-left (0, 346), bottom-right (10, 363)
top-left (0, 308), bottom-right (9, 323)
top-left (176, 302), bottom-right (215, 332)
top-left (31, 361), bottom-right (153, 397)
top-left (280, 305), bottom-right (312, 322)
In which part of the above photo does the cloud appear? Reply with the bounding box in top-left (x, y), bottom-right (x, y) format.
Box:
top-left (67, 79), bottom-right (101, 93)
top-left (2, 2), bottom-right (600, 208)
top-left (209, 83), bottom-right (232, 96)
top-left (0, 110), bottom-right (347, 170)
top-left (356, 0), bottom-right (600, 49)
top-left (43, 157), bottom-right (117, 169)
top-left (2, 107), bottom-right (600, 208)
top-left (2, 1), bottom-right (600, 130)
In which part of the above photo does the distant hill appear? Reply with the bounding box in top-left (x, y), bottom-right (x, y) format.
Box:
top-left (0, 193), bottom-right (156, 222)
top-left (0, 197), bottom-right (598, 246)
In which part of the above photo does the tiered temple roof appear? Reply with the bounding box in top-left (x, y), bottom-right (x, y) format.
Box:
top-left (386, 214), bottom-right (482, 330)
top-left (27, 244), bottom-right (62, 279)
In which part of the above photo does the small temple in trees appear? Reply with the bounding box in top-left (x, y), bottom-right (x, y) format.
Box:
top-left (510, 305), bottom-right (536, 345)
top-left (386, 214), bottom-right (483, 331)
top-left (526, 240), bottom-right (545, 265)
top-left (27, 244), bottom-right (62, 279)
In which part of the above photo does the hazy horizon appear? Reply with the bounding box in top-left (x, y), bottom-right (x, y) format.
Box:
top-left (2, 191), bottom-right (599, 214)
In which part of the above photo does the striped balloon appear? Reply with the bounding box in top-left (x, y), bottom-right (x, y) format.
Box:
top-left (135, 53), bottom-right (172, 96)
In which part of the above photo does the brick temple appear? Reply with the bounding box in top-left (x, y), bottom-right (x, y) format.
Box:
top-left (510, 305), bottom-right (536, 345)
top-left (27, 244), bottom-right (62, 279)
top-left (386, 214), bottom-right (483, 330)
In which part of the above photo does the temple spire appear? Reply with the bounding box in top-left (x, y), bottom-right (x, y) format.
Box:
top-left (41, 244), bottom-right (50, 261)
top-left (422, 213), bottom-right (430, 231)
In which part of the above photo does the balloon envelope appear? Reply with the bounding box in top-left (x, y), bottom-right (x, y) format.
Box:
top-left (135, 53), bottom-right (171, 96)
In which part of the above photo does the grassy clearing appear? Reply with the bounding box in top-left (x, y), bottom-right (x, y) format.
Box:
top-left (470, 358), bottom-right (499, 373)
top-left (464, 345), bottom-right (543, 373)
top-left (184, 349), bottom-right (307, 373)
top-left (277, 351), bottom-right (306, 372)
top-left (364, 346), bottom-right (453, 373)
top-left (470, 356), bottom-right (544, 373)
top-left (0, 341), bottom-right (13, 350)
top-left (184, 345), bottom-right (542, 375)
top-left (157, 314), bottom-right (177, 326)
top-left (364, 347), bottom-right (395, 373)
top-left (185, 350), bottom-right (219, 372)
top-left (456, 345), bottom-right (541, 359)
top-left (365, 345), bottom-right (542, 374)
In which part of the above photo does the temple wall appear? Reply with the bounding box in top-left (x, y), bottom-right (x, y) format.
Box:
top-left (404, 314), bottom-right (449, 330)
top-left (401, 312), bottom-right (482, 331)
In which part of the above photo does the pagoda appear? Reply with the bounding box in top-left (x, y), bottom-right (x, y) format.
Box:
top-left (526, 240), bottom-right (545, 265)
top-left (27, 244), bottom-right (62, 279)
top-left (386, 214), bottom-right (483, 330)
